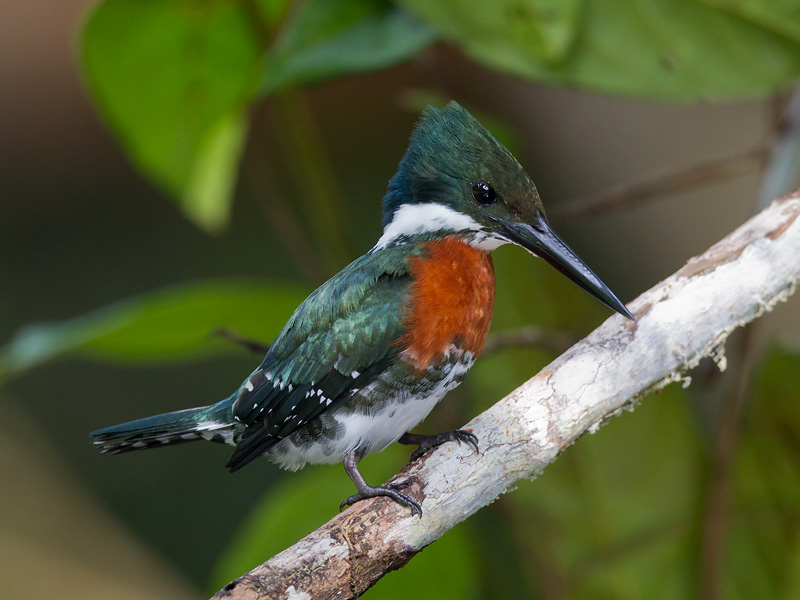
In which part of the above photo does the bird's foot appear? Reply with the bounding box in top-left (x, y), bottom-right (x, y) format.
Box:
top-left (399, 430), bottom-right (480, 462)
top-left (341, 450), bottom-right (422, 516)
top-left (339, 480), bottom-right (422, 516)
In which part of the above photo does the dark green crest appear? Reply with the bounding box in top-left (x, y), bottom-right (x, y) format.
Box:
top-left (381, 101), bottom-right (544, 228)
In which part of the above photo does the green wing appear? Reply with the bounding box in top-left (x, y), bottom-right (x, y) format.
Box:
top-left (226, 245), bottom-right (419, 470)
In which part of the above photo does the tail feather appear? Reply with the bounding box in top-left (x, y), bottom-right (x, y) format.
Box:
top-left (91, 400), bottom-right (237, 454)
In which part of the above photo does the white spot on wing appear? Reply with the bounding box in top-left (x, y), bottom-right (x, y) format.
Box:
top-left (195, 421), bottom-right (226, 431)
top-left (269, 348), bottom-right (476, 470)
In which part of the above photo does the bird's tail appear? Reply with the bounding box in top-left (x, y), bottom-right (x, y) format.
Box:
top-left (91, 398), bottom-right (237, 454)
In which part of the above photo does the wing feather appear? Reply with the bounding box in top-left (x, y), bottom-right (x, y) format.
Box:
top-left (226, 246), bottom-right (418, 471)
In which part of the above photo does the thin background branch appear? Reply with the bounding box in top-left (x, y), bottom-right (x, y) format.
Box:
top-left (550, 146), bottom-right (766, 223)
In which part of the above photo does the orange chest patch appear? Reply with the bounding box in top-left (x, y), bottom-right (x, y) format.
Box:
top-left (400, 237), bottom-right (496, 371)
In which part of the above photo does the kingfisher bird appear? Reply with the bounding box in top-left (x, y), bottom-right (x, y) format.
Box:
top-left (91, 102), bottom-right (633, 515)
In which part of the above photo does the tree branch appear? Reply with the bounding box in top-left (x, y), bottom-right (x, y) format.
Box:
top-left (549, 146), bottom-right (766, 222)
top-left (214, 192), bottom-right (800, 600)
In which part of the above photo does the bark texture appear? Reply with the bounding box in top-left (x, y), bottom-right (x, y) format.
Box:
top-left (214, 192), bottom-right (800, 600)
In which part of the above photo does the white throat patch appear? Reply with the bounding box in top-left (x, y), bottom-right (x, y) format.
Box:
top-left (374, 203), bottom-right (505, 250)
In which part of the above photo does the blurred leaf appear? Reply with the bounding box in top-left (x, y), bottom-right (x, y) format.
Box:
top-left (398, 0), bottom-right (800, 100)
top-left (211, 446), bottom-right (480, 599)
top-left (81, 0), bottom-right (270, 231)
top-left (262, 0), bottom-right (436, 93)
top-left (702, 0), bottom-right (800, 43)
top-left (185, 110), bottom-right (249, 229)
top-left (502, 384), bottom-right (703, 598)
top-left (0, 281), bottom-right (308, 380)
top-left (79, 0), bottom-right (435, 230)
top-left (727, 345), bottom-right (800, 597)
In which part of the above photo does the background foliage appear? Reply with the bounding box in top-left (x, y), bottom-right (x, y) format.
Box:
top-left (3, 0), bottom-right (800, 598)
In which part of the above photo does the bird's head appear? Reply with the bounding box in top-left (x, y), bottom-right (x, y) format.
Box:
top-left (378, 101), bottom-right (633, 320)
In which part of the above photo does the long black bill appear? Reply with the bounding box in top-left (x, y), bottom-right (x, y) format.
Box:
top-left (497, 217), bottom-right (635, 320)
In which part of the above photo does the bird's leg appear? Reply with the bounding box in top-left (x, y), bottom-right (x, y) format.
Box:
top-left (398, 430), bottom-right (480, 462)
top-left (210, 328), bottom-right (271, 355)
top-left (339, 450), bottom-right (422, 516)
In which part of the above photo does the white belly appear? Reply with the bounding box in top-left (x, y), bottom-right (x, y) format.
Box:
top-left (268, 354), bottom-right (474, 470)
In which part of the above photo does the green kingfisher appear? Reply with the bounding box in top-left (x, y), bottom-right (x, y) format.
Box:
top-left (91, 102), bottom-right (633, 515)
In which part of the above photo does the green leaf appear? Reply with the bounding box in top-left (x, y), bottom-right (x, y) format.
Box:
top-left (502, 384), bottom-right (703, 598)
top-left (185, 110), bottom-right (249, 230)
top-left (80, 0), bottom-right (268, 231)
top-left (211, 446), bottom-right (480, 599)
top-left (0, 281), bottom-right (308, 380)
top-left (261, 0), bottom-right (436, 93)
top-left (727, 346), bottom-right (800, 597)
top-left (702, 0), bottom-right (800, 44)
top-left (398, 0), bottom-right (800, 100)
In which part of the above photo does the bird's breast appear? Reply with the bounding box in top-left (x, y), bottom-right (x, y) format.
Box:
top-left (399, 236), bottom-right (496, 371)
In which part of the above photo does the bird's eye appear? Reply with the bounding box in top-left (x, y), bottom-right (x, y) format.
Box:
top-left (472, 182), bottom-right (497, 205)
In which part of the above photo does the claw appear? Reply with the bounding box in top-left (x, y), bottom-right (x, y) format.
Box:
top-left (399, 429), bottom-right (480, 461)
top-left (341, 449), bottom-right (422, 516)
top-left (339, 485), bottom-right (422, 516)
top-left (409, 447), bottom-right (426, 462)
top-left (339, 482), bottom-right (421, 515)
